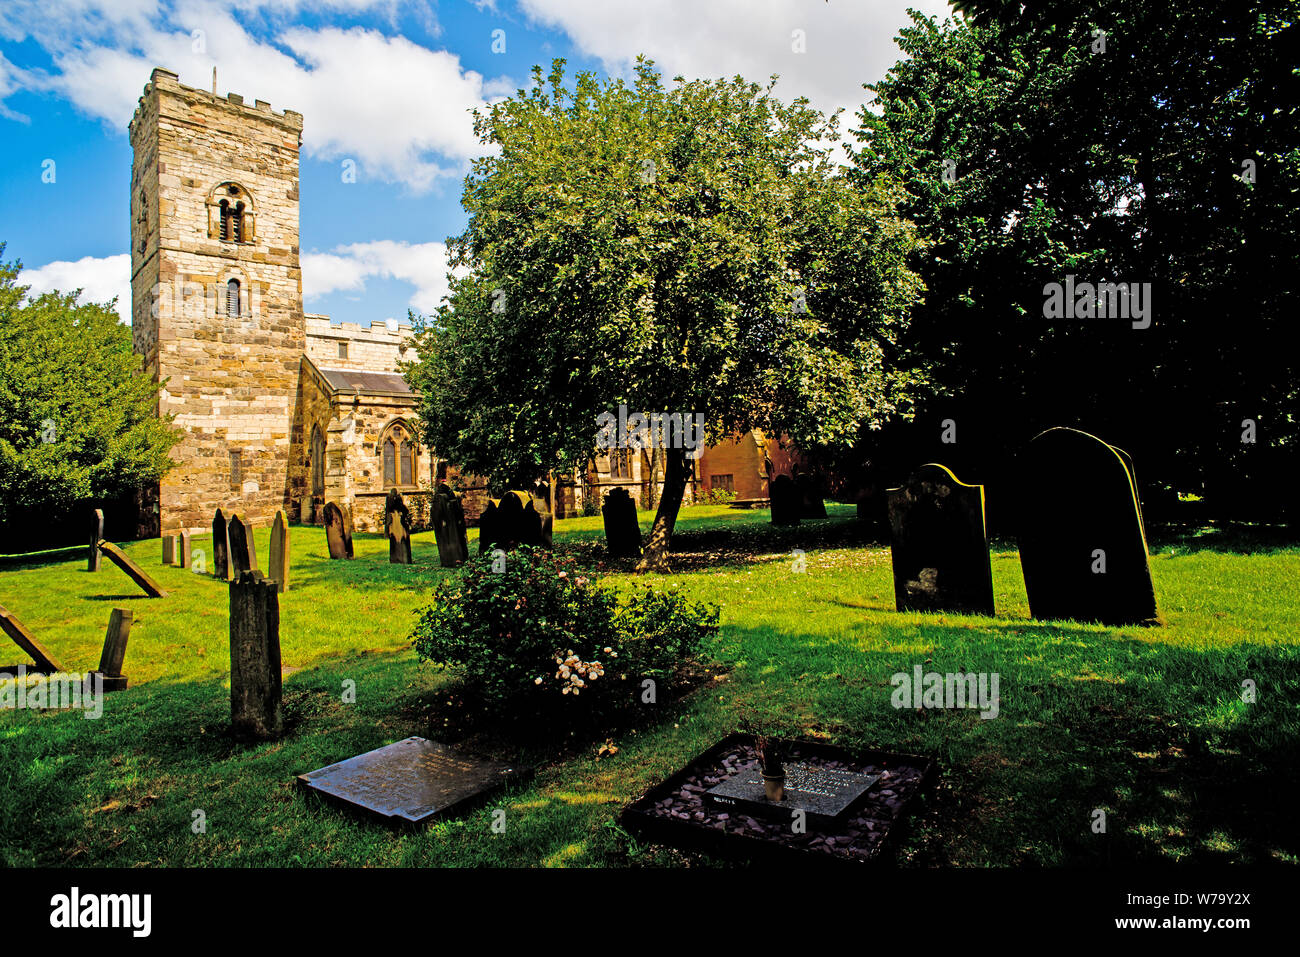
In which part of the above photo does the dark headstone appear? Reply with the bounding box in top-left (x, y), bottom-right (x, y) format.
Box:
top-left (162, 535), bottom-right (176, 566)
top-left (602, 487), bottom-right (642, 558)
top-left (480, 491), bottom-right (547, 553)
top-left (92, 608), bottom-right (133, 692)
top-left (705, 760), bottom-right (881, 829)
top-left (267, 510), bottom-right (290, 592)
top-left (227, 514), bottom-right (257, 578)
top-left (1018, 427), bottom-right (1160, 626)
top-left (887, 464), bottom-right (995, 616)
top-left (323, 502), bottom-right (353, 560)
top-left (769, 474), bottom-right (800, 526)
top-left (531, 484), bottom-right (554, 547)
top-left (477, 498), bottom-right (500, 556)
top-left (212, 508), bottom-right (232, 580)
top-left (88, 509), bottom-right (104, 572)
top-left (98, 541), bottom-right (168, 598)
top-left (0, 604), bottom-right (66, 672)
top-left (430, 484), bottom-right (469, 567)
top-left (386, 489), bottom-right (413, 564)
top-left (178, 530), bottom-right (192, 571)
top-left (796, 473), bottom-right (826, 519)
top-left (296, 737), bottom-right (532, 826)
top-left (229, 571), bottom-right (283, 741)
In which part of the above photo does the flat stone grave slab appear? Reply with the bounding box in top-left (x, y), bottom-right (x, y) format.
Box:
top-left (705, 761), bottom-right (881, 829)
top-left (297, 737), bottom-right (532, 827)
top-left (622, 734), bottom-right (935, 865)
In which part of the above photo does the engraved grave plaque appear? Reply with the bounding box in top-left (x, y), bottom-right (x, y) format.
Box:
top-left (705, 760), bottom-right (881, 828)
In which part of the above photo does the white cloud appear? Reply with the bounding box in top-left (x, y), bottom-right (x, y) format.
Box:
top-left (22, 254), bottom-right (133, 322)
top-left (303, 239), bottom-right (458, 314)
top-left (518, 0), bottom-right (955, 122)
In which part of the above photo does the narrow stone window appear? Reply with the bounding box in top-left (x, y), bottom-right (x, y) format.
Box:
top-left (219, 200), bottom-right (231, 241)
top-left (399, 439), bottom-right (416, 486)
top-left (226, 279), bottom-right (241, 317)
top-left (382, 439), bottom-right (397, 488)
top-left (338, 341), bottom-right (348, 359)
top-left (310, 426), bottom-right (325, 496)
top-left (233, 201), bottom-right (245, 242)
top-left (230, 449), bottom-right (243, 488)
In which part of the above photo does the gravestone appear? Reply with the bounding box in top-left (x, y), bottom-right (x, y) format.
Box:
top-left (531, 484), bottom-right (554, 548)
top-left (227, 514), bottom-right (257, 578)
top-left (323, 502), bottom-right (353, 560)
top-left (477, 498), bottom-right (499, 556)
top-left (297, 737), bottom-right (532, 826)
top-left (1018, 427), bottom-right (1159, 626)
top-left (386, 489), bottom-right (413, 565)
top-left (162, 535), bottom-right (176, 566)
top-left (796, 473), bottom-right (827, 519)
top-left (0, 604), bottom-right (66, 672)
top-left (98, 541), bottom-right (168, 598)
top-left (91, 608), bottom-right (133, 692)
top-left (212, 508), bottom-right (232, 580)
top-left (769, 475), bottom-right (800, 526)
top-left (178, 530), bottom-right (192, 571)
top-left (268, 510), bottom-right (290, 593)
top-left (705, 759), bottom-right (881, 830)
top-left (229, 570), bottom-right (283, 741)
top-left (479, 492), bottom-right (546, 554)
top-left (430, 484), bottom-right (469, 567)
top-left (602, 487), bottom-right (642, 558)
top-left (88, 509), bottom-right (104, 572)
top-left (887, 463), bottom-right (995, 616)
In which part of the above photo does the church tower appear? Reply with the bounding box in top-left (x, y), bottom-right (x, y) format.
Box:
top-left (129, 68), bottom-right (306, 535)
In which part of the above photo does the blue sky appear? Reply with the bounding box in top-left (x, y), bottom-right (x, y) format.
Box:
top-left (0, 0), bottom-right (951, 327)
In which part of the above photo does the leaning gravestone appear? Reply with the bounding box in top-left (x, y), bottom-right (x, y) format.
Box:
top-left (91, 608), bottom-right (133, 692)
top-left (430, 484), bottom-right (469, 567)
top-left (0, 604), bottom-right (67, 673)
top-left (89, 509), bottom-right (104, 572)
top-left (323, 502), bottom-right (353, 560)
top-left (769, 475), bottom-right (800, 526)
top-left (227, 514), bottom-right (258, 578)
top-left (212, 508), bottom-right (232, 580)
top-left (887, 464), bottom-right (995, 616)
top-left (229, 570), bottom-right (283, 741)
top-left (1018, 427), bottom-right (1159, 626)
top-left (602, 487), bottom-right (642, 558)
top-left (98, 542), bottom-right (168, 598)
top-left (268, 510), bottom-right (290, 593)
top-left (796, 473), bottom-right (827, 519)
top-left (386, 489), bottom-right (413, 565)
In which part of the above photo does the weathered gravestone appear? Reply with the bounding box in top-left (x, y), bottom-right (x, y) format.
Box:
top-left (477, 498), bottom-right (500, 556)
top-left (769, 474), bottom-right (800, 526)
top-left (531, 484), bottom-right (554, 548)
top-left (602, 487), bottom-right (642, 558)
top-left (88, 509), bottom-right (104, 572)
top-left (479, 492), bottom-right (546, 554)
top-left (296, 736), bottom-right (532, 827)
top-left (227, 514), bottom-right (258, 578)
top-left (98, 541), bottom-right (168, 598)
top-left (887, 464), bottom-right (995, 616)
top-left (386, 489), bottom-right (413, 564)
top-left (229, 570), bottom-right (283, 741)
top-left (162, 535), bottom-right (176, 566)
top-left (1018, 427), bottom-right (1160, 626)
top-left (323, 501), bottom-right (354, 560)
top-left (0, 604), bottom-right (66, 673)
top-left (430, 484), bottom-right (469, 567)
top-left (212, 508), bottom-right (232, 580)
top-left (796, 473), bottom-right (827, 519)
top-left (91, 608), bottom-right (133, 692)
top-left (177, 530), bottom-right (192, 571)
top-left (268, 510), bottom-right (290, 593)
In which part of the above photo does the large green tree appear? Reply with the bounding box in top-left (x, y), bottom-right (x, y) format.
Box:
top-left (0, 247), bottom-right (180, 535)
top-left (853, 1), bottom-right (1299, 520)
top-left (406, 58), bottom-right (925, 569)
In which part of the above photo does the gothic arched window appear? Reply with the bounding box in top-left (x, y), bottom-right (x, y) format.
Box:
top-left (380, 422), bottom-right (418, 489)
top-left (310, 426), bottom-right (326, 496)
top-left (226, 279), bottom-right (241, 317)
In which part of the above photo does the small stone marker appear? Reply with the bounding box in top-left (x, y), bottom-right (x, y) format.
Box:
top-left (705, 760), bottom-right (881, 830)
top-left (386, 489), bottom-right (413, 564)
top-left (887, 463), bottom-right (995, 616)
top-left (430, 484), bottom-right (469, 567)
top-left (769, 474), bottom-right (800, 526)
top-left (267, 510), bottom-right (290, 592)
top-left (229, 570), bottom-right (283, 741)
top-left (323, 501), bottom-right (353, 560)
top-left (1018, 427), bottom-right (1160, 626)
top-left (296, 737), bottom-right (532, 826)
top-left (97, 541), bottom-right (168, 598)
top-left (92, 608), bottom-right (133, 692)
top-left (162, 535), bottom-right (176, 566)
top-left (0, 604), bottom-right (67, 672)
top-left (89, 509), bottom-right (104, 572)
top-left (213, 508), bottom-right (232, 580)
top-left (227, 514), bottom-right (257, 578)
top-left (602, 487), bottom-right (642, 558)
top-left (178, 530), bottom-right (192, 570)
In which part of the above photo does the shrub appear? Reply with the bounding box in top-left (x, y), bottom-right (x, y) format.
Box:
top-left (410, 546), bottom-right (719, 724)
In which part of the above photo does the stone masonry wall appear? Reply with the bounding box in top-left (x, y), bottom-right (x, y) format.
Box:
top-left (304, 315), bottom-right (418, 373)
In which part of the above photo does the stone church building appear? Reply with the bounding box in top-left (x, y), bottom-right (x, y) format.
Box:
top-left (129, 68), bottom-right (789, 537)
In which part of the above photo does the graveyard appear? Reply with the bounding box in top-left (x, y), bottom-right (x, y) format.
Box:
top-left (2, 502), bottom-right (1297, 867)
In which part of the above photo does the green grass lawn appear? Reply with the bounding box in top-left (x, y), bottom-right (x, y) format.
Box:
top-left (2, 504), bottom-right (1297, 867)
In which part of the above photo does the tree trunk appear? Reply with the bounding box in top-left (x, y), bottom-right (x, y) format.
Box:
top-left (637, 446), bottom-right (689, 573)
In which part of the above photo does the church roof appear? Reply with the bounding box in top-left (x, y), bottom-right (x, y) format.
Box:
top-left (316, 366), bottom-right (415, 397)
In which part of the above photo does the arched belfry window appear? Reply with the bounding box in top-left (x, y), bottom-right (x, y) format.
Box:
top-left (379, 421), bottom-right (418, 488)
top-left (208, 182), bottom-right (255, 243)
top-left (226, 278), bottom-right (241, 317)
